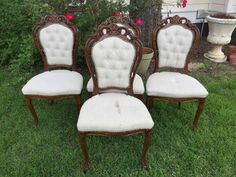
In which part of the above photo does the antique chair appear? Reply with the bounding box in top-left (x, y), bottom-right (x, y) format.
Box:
top-left (77, 24), bottom-right (154, 171)
top-left (146, 15), bottom-right (208, 130)
top-left (86, 16), bottom-right (145, 100)
top-left (22, 15), bottom-right (83, 125)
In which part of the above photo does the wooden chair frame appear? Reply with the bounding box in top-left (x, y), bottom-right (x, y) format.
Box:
top-left (98, 16), bottom-right (142, 39)
top-left (80, 25), bottom-right (152, 171)
top-left (147, 15), bottom-right (205, 130)
top-left (24, 15), bottom-right (81, 125)
top-left (87, 16), bottom-right (144, 100)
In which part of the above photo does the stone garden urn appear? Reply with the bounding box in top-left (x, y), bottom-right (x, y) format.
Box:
top-left (137, 47), bottom-right (154, 75)
top-left (204, 15), bottom-right (236, 63)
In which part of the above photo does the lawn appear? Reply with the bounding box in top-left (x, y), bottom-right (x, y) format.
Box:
top-left (0, 60), bottom-right (236, 177)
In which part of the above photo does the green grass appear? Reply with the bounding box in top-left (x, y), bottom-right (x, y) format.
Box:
top-left (0, 60), bottom-right (236, 177)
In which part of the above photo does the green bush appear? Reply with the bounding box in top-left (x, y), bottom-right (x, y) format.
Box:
top-left (67, 0), bottom-right (129, 67)
top-left (0, 0), bottom-right (52, 75)
top-left (0, 0), bottom-right (129, 76)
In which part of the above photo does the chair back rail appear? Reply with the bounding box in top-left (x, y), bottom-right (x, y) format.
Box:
top-left (85, 24), bottom-right (143, 96)
top-left (152, 15), bottom-right (200, 74)
top-left (98, 16), bottom-right (142, 39)
top-left (32, 15), bottom-right (80, 71)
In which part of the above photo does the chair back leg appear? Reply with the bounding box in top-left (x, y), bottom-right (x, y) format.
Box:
top-left (75, 95), bottom-right (82, 113)
top-left (141, 130), bottom-right (152, 170)
top-left (193, 98), bottom-right (206, 130)
top-left (146, 96), bottom-right (154, 110)
top-left (24, 96), bottom-right (39, 125)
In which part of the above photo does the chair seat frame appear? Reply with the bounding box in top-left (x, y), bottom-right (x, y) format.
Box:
top-left (23, 15), bottom-right (82, 125)
top-left (79, 25), bottom-right (153, 172)
top-left (147, 15), bottom-right (206, 131)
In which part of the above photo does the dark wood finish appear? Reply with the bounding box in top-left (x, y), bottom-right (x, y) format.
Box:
top-left (141, 130), bottom-right (152, 170)
top-left (24, 15), bottom-right (82, 125)
top-left (24, 96), bottom-right (38, 125)
top-left (79, 129), bottom-right (152, 172)
top-left (148, 15), bottom-right (206, 130)
top-left (79, 132), bottom-right (89, 172)
top-left (88, 16), bottom-right (144, 99)
top-left (152, 15), bottom-right (200, 74)
top-left (79, 25), bottom-right (152, 171)
top-left (98, 16), bottom-right (142, 39)
top-left (32, 15), bottom-right (80, 71)
top-left (193, 98), bottom-right (206, 131)
top-left (85, 24), bottom-right (143, 96)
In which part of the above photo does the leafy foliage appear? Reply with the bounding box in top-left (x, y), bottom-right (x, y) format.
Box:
top-left (0, 0), bottom-right (130, 76)
top-left (0, 0), bottom-right (52, 74)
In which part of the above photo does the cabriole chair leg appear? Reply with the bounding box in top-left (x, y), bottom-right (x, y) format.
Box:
top-left (193, 98), bottom-right (206, 131)
top-left (146, 96), bottom-right (153, 110)
top-left (141, 130), bottom-right (152, 170)
top-left (50, 100), bottom-right (54, 105)
top-left (75, 95), bottom-right (82, 113)
top-left (79, 132), bottom-right (89, 173)
top-left (24, 96), bottom-right (38, 125)
top-left (178, 102), bottom-right (181, 109)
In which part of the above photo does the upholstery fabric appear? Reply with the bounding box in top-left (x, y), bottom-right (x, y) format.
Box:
top-left (91, 36), bottom-right (136, 89)
top-left (86, 74), bottom-right (144, 94)
top-left (77, 93), bottom-right (154, 132)
top-left (157, 25), bottom-right (193, 68)
top-left (146, 72), bottom-right (208, 98)
top-left (22, 70), bottom-right (83, 96)
top-left (39, 24), bottom-right (74, 65)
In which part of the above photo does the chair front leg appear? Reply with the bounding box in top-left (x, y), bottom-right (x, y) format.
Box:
top-left (24, 96), bottom-right (39, 125)
top-left (79, 132), bottom-right (89, 172)
top-left (141, 130), bottom-right (152, 170)
top-left (193, 98), bottom-right (206, 131)
top-left (146, 96), bottom-right (154, 110)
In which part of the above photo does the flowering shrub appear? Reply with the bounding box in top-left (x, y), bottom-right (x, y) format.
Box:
top-left (162, 0), bottom-right (188, 8)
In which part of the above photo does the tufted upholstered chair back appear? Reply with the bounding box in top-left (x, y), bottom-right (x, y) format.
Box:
top-left (33, 15), bottom-right (79, 71)
top-left (152, 15), bottom-right (200, 73)
top-left (85, 25), bottom-right (143, 95)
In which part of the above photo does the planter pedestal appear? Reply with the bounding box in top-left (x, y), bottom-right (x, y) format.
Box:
top-left (204, 45), bottom-right (227, 63)
top-left (204, 15), bottom-right (236, 63)
top-left (137, 47), bottom-right (154, 75)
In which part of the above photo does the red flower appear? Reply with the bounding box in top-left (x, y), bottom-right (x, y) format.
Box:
top-left (66, 13), bottom-right (75, 21)
top-left (136, 19), bottom-right (143, 26)
top-left (182, 0), bottom-right (187, 8)
top-left (114, 11), bottom-right (122, 17)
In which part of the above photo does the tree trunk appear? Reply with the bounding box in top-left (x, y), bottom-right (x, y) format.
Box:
top-left (130, 0), bottom-right (162, 46)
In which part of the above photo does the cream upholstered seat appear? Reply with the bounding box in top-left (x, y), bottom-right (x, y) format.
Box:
top-left (22, 15), bottom-right (82, 125)
top-left (22, 70), bottom-right (83, 96)
top-left (146, 72), bottom-right (208, 98)
top-left (77, 24), bottom-right (153, 171)
top-left (86, 74), bottom-right (144, 94)
top-left (146, 15), bottom-right (208, 130)
top-left (78, 93), bottom-right (153, 132)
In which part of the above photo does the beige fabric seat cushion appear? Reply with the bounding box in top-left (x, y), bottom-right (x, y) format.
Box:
top-left (146, 72), bottom-right (208, 98)
top-left (77, 93), bottom-right (154, 132)
top-left (86, 74), bottom-right (145, 94)
top-left (22, 70), bottom-right (83, 96)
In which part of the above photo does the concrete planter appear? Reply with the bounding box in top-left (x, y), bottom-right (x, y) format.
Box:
top-left (204, 15), bottom-right (236, 63)
top-left (137, 47), bottom-right (154, 75)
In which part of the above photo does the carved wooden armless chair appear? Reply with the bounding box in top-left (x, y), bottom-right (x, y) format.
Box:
top-left (77, 24), bottom-right (154, 172)
top-left (22, 15), bottom-right (83, 125)
top-left (86, 16), bottom-right (145, 100)
top-left (146, 15), bottom-right (208, 130)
